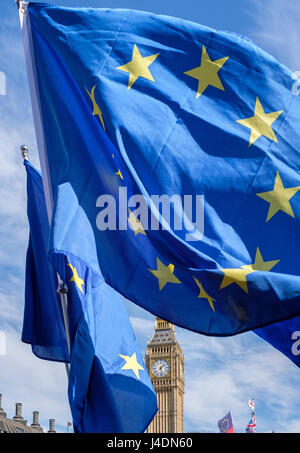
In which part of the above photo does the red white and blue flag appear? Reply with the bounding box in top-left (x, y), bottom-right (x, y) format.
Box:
top-left (246, 413), bottom-right (256, 433)
top-left (248, 399), bottom-right (255, 411)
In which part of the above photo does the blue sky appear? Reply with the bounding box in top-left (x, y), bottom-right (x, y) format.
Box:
top-left (0, 0), bottom-right (300, 433)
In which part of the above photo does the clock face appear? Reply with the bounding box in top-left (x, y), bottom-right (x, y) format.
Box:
top-left (152, 359), bottom-right (170, 377)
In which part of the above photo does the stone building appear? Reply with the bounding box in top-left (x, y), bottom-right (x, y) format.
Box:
top-left (145, 318), bottom-right (185, 433)
top-left (0, 393), bottom-right (56, 433)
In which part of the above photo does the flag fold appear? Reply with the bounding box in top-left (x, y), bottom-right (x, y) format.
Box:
top-left (22, 159), bottom-right (69, 362)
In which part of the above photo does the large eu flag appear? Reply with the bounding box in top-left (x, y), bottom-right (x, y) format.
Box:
top-left (23, 160), bottom-right (157, 432)
top-left (22, 3), bottom-right (300, 336)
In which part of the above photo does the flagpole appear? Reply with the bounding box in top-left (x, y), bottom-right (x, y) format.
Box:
top-left (20, 146), bottom-right (70, 378)
top-left (57, 283), bottom-right (71, 377)
top-left (17, 0), bottom-right (72, 378)
top-left (20, 144), bottom-right (28, 161)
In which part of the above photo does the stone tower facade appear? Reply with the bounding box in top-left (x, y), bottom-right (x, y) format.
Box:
top-left (145, 318), bottom-right (184, 433)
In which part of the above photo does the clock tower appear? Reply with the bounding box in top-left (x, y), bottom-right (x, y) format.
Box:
top-left (145, 318), bottom-right (184, 433)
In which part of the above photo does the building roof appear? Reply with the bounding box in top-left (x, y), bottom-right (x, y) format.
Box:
top-left (0, 394), bottom-right (56, 433)
top-left (0, 417), bottom-right (42, 433)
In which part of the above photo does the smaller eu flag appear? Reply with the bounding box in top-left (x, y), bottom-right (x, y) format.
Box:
top-left (23, 159), bottom-right (157, 433)
top-left (218, 411), bottom-right (234, 433)
top-left (50, 252), bottom-right (158, 433)
top-left (22, 159), bottom-right (69, 363)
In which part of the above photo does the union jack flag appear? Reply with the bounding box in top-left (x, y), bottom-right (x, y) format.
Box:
top-left (246, 414), bottom-right (256, 433)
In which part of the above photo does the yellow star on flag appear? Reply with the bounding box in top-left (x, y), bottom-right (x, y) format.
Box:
top-left (128, 209), bottom-right (146, 236)
top-left (85, 85), bottom-right (105, 131)
top-left (115, 169), bottom-right (124, 180)
top-left (119, 352), bottom-right (144, 379)
top-left (220, 267), bottom-right (254, 294)
top-left (67, 263), bottom-right (85, 294)
top-left (236, 97), bottom-right (283, 147)
top-left (246, 247), bottom-right (280, 272)
top-left (148, 257), bottom-right (181, 291)
top-left (257, 171), bottom-right (300, 222)
top-left (117, 44), bottom-right (159, 89)
top-left (220, 247), bottom-right (279, 293)
top-left (184, 45), bottom-right (229, 98)
top-left (193, 277), bottom-right (216, 312)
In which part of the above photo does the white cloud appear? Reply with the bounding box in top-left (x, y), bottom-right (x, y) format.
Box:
top-left (247, 0), bottom-right (300, 70)
top-left (0, 327), bottom-right (71, 433)
top-left (175, 326), bottom-right (300, 433)
top-left (130, 316), bottom-right (154, 338)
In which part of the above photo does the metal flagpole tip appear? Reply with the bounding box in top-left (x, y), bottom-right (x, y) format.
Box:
top-left (20, 145), bottom-right (29, 161)
top-left (16, 1), bottom-right (28, 14)
top-left (57, 281), bottom-right (68, 295)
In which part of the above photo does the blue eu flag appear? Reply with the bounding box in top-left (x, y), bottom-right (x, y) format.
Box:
top-left (23, 3), bottom-right (300, 336)
top-left (23, 160), bottom-right (157, 432)
top-left (23, 159), bottom-right (69, 362)
top-left (217, 411), bottom-right (234, 433)
top-left (51, 252), bottom-right (157, 433)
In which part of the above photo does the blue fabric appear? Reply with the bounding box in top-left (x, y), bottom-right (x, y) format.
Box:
top-left (27, 3), bottom-right (300, 337)
top-left (22, 160), bottom-right (70, 362)
top-left (51, 252), bottom-right (157, 433)
top-left (255, 316), bottom-right (300, 367)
